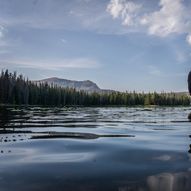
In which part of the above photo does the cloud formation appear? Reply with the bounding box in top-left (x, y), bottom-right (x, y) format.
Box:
top-left (107, 0), bottom-right (191, 45)
top-left (0, 25), bottom-right (4, 39)
top-left (0, 58), bottom-right (100, 70)
top-left (0, 25), bottom-right (10, 52)
top-left (107, 0), bottom-right (142, 26)
top-left (141, 0), bottom-right (190, 37)
top-left (186, 34), bottom-right (191, 45)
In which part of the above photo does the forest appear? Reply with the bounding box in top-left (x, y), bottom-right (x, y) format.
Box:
top-left (0, 70), bottom-right (190, 106)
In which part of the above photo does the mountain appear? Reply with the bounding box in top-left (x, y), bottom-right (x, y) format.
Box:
top-left (36, 77), bottom-right (112, 93)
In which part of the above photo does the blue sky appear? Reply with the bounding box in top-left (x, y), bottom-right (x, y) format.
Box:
top-left (0, 0), bottom-right (191, 92)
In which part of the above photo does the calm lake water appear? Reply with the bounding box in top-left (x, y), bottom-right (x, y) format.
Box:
top-left (0, 106), bottom-right (191, 191)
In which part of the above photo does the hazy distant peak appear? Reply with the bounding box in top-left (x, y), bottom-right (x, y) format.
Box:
top-left (36, 77), bottom-right (102, 93)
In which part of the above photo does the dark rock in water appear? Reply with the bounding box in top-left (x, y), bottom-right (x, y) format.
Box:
top-left (31, 132), bottom-right (135, 140)
top-left (188, 113), bottom-right (191, 121)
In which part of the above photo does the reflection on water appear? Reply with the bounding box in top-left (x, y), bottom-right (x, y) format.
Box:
top-left (147, 172), bottom-right (191, 191)
top-left (0, 106), bottom-right (191, 191)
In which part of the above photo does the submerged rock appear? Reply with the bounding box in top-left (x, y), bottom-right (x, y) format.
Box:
top-left (31, 132), bottom-right (135, 140)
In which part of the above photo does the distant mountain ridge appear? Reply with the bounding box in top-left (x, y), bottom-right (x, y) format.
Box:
top-left (36, 77), bottom-right (112, 93)
top-left (36, 78), bottom-right (189, 94)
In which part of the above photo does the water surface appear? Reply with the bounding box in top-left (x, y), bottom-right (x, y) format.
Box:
top-left (0, 106), bottom-right (191, 191)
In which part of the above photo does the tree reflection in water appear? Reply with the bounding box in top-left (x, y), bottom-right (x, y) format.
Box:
top-left (147, 171), bottom-right (191, 191)
top-left (0, 106), bottom-right (191, 191)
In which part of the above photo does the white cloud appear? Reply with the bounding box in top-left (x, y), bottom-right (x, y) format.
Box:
top-left (147, 65), bottom-right (186, 77)
top-left (0, 58), bottom-right (100, 70)
top-left (148, 65), bottom-right (162, 76)
top-left (107, 0), bottom-right (142, 26)
top-left (0, 25), bottom-right (5, 42)
top-left (0, 25), bottom-right (10, 51)
top-left (141, 0), bottom-right (187, 37)
top-left (107, 0), bottom-right (191, 45)
top-left (107, 0), bottom-right (124, 19)
top-left (0, 26), bottom-right (4, 39)
top-left (176, 50), bottom-right (188, 63)
top-left (186, 34), bottom-right (191, 45)
top-left (61, 38), bottom-right (67, 43)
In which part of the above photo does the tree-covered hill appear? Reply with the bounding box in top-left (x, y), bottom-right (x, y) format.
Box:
top-left (0, 70), bottom-right (190, 106)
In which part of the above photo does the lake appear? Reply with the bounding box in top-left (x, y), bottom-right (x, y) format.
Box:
top-left (0, 106), bottom-right (191, 191)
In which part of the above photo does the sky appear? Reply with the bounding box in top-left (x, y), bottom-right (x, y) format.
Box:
top-left (0, 0), bottom-right (191, 92)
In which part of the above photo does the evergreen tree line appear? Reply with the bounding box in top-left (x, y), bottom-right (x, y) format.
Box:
top-left (0, 70), bottom-right (190, 106)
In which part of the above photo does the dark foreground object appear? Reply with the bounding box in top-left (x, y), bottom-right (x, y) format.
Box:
top-left (189, 144), bottom-right (191, 153)
top-left (188, 113), bottom-right (191, 121)
top-left (188, 71), bottom-right (191, 95)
